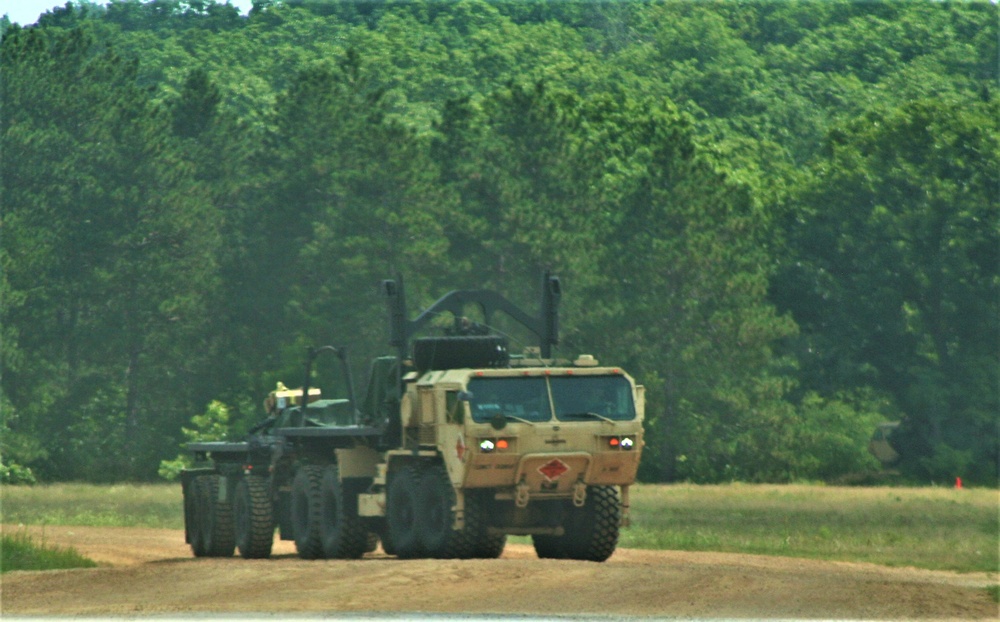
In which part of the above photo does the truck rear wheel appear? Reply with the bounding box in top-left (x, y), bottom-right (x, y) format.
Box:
top-left (320, 466), bottom-right (368, 559)
top-left (234, 475), bottom-right (273, 559)
top-left (387, 466), bottom-right (422, 558)
top-left (291, 465), bottom-right (324, 559)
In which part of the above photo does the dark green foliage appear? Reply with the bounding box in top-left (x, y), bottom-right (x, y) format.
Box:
top-left (775, 98), bottom-right (999, 485)
top-left (1, 0), bottom-right (995, 485)
top-left (2, 26), bottom-right (222, 480)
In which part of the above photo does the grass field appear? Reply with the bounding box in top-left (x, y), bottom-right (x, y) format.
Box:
top-left (2, 482), bottom-right (997, 573)
top-left (1, 530), bottom-right (98, 573)
top-left (620, 484), bottom-right (998, 573)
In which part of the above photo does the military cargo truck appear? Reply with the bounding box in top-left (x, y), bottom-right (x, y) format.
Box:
top-left (182, 275), bottom-right (644, 562)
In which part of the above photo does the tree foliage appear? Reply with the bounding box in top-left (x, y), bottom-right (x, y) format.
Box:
top-left (2, 0), bottom-right (996, 484)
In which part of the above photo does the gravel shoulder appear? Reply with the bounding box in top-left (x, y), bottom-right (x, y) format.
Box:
top-left (2, 525), bottom-right (997, 619)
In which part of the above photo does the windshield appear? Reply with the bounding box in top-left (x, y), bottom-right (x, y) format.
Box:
top-left (551, 375), bottom-right (636, 421)
top-left (468, 377), bottom-right (550, 423)
top-left (466, 375), bottom-right (636, 424)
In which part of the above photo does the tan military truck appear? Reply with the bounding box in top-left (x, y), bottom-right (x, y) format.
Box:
top-left (183, 275), bottom-right (644, 562)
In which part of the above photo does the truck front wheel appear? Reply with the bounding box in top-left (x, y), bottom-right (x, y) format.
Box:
top-left (234, 476), bottom-right (274, 559)
top-left (416, 465), bottom-right (457, 558)
top-left (532, 486), bottom-right (620, 562)
top-left (562, 485), bottom-right (621, 562)
top-left (466, 490), bottom-right (505, 559)
top-left (531, 533), bottom-right (567, 559)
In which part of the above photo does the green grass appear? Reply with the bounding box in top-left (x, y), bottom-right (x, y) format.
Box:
top-left (986, 585), bottom-right (1000, 603)
top-left (620, 483), bottom-right (999, 573)
top-left (1, 529), bottom-right (98, 573)
top-left (2, 482), bottom-right (997, 573)
top-left (1, 482), bottom-right (183, 529)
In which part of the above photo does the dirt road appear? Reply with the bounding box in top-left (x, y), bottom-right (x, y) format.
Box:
top-left (2, 525), bottom-right (997, 619)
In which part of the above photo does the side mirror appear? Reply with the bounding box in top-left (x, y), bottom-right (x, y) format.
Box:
top-left (457, 390), bottom-right (474, 402)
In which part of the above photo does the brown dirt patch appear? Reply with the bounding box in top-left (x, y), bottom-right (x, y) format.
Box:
top-left (2, 525), bottom-right (997, 619)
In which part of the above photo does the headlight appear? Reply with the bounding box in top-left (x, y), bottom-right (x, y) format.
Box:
top-left (606, 436), bottom-right (636, 450)
top-left (479, 438), bottom-right (512, 453)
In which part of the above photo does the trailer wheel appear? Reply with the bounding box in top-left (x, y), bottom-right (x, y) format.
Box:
top-left (186, 476), bottom-right (209, 556)
top-left (562, 485), bottom-right (621, 562)
top-left (320, 466), bottom-right (367, 559)
top-left (194, 475), bottom-right (236, 557)
top-left (234, 476), bottom-right (274, 559)
top-left (387, 466), bottom-right (422, 558)
top-left (291, 465), bottom-right (324, 559)
top-left (416, 465), bottom-right (458, 558)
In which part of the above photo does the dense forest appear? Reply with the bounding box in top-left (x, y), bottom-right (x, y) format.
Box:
top-left (1, 0), bottom-right (997, 486)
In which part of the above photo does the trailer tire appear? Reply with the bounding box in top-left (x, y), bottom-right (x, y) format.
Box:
top-left (320, 466), bottom-right (368, 559)
top-left (187, 476), bottom-right (209, 556)
top-left (291, 465), bottom-right (325, 559)
top-left (387, 466), bottom-right (422, 558)
top-left (194, 475), bottom-right (236, 557)
top-left (234, 476), bottom-right (274, 559)
top-left (562, 485), bottom-right (620, 562)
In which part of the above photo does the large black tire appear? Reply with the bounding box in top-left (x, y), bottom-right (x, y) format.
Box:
top-left (416, 465), bottom-right (459, 558)
top-left (320, 466), bottom-right (368, 559)
top-left (234, 476), bottom-right (274, 559)
top-left (197, 475), bottom-right (236, 557)
top-left (387, 466), bottom-right (422, 558)
top-left (531, 533), bottom-right (567, 559)
top-left (378, 522), bottom-right (397, 556)
top-left (562, 485), bottom-right (621, 562)
top-left (412, 473), bottom-right (506, 560)
top-left (186, 476), bottom-right (209, 557)
top-left (465, 490), bottom-right (506, 559)
top-left (365, 532), bottom-right (380, 554)
top-left (291, 465), bottom-right (324, 559)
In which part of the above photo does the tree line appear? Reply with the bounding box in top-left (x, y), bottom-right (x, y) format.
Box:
top-left (1, 0), bottom-right (996, 485)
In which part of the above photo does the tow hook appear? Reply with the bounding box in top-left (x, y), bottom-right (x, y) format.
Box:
top-left (515, 479), bottom-right (530, 508)
top-left (572, 479), bottom-right (587, 507)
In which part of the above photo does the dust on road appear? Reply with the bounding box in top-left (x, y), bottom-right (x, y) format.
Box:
top-left (2, 525), bottom-right (996, 619)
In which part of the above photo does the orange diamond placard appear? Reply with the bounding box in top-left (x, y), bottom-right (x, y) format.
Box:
top-left (538, 458), bottom-right (569, 481)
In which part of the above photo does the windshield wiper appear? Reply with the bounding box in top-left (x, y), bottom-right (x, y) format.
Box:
top-left (566, 411), bottom-right (615, 424)
top-left (501, 413), bottom-right (536, 425)
top-left (489, 411), bottom-right (537, 430)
